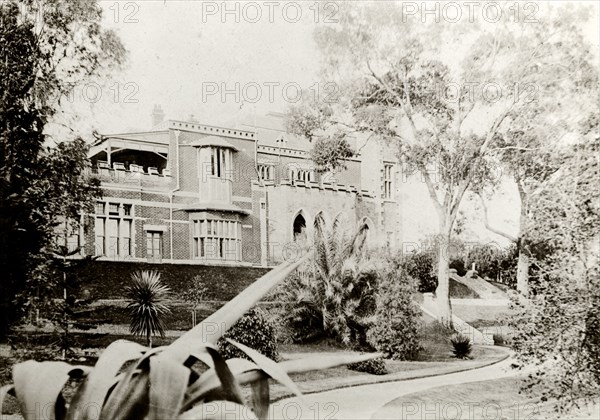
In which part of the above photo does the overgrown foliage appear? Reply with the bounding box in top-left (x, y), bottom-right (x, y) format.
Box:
top-left (287, 2), bottom-right (597, 328)
top-left (366, 259), bottom-right (421, 360)
top-left (218, 308), bottom-right (279, 361)
top-left (125, 271), bottom-right (172, 347)
top-left (0, 0), bottom-right (125, 336)
top-left (511, 132), bottom-right (600, 412)
top-left (309, 131), bottom-right (355, 173)
top-left (277, 267), bottom-right (326, 343)
top-left (403, 251), bottom-right (437, 293)
top-left (465, 244), bottom-right (518, 287)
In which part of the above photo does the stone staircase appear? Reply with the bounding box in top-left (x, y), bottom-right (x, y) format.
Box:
top-left (420, 293), bottom-right (494, 345)
top-left (450, 269), bottom-right (508, 300)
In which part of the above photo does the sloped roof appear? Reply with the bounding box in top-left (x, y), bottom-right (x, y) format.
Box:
top-left (178, 202), bottom-right (250, 215)
top-left (189, 135), bottom-right (239, 151)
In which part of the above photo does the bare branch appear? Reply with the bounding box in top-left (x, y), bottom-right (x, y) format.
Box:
top-left (419, 165), bottom-right (444, 217)
top-left (478, 192), bottom-right (518, 242)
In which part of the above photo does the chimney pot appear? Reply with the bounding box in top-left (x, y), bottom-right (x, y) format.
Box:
top-left (152, 105), bottom-right (165, 127)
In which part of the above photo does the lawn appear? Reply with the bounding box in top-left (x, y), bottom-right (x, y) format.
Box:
top-left (372, 376), bottom-right (600, 420)
top-left (0, 313), bottom-right (509, 416)
top-left (268, 344), bottom-right (506, 401)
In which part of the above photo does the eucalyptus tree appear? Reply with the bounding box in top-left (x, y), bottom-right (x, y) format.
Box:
top-left (477, 5), bottom-right (599, 295)
top-left (511, 113), bottom-right (600, 411)
top-left (287, 2), bottom-right (596, 324)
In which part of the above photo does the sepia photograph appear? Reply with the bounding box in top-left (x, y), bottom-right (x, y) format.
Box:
top-left (0, 1), bottom-right (598, 419)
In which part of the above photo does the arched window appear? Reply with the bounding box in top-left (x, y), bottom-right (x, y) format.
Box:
top-left (293, 214), bottom-right (307, 243)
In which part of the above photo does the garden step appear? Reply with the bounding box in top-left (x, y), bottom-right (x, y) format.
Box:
top-left (450, 273), bottom-right (507, 300)
top-left (419, 297), bottom-right (494, 346)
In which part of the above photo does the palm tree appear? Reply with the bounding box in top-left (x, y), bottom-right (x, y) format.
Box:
top-left (282, 213), bottom-right (378, 346)
top-left (125, 270), bottom-right (171, 347)
top-left (314, 213), bottom-right (377, 346)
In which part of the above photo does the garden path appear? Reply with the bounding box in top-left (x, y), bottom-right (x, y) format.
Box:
top-left (269, 349), bottom-right (516, 420)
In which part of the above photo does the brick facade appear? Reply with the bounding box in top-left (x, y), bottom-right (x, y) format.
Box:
top-left (85, 114), bottom-right (399, 267)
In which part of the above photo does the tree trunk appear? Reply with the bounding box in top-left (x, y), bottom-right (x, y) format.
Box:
top-left (516, 249), bottom-right (530, 296)
top-left (435, 221), bottom-right (453, 328)
top-left (516, 181), bottom-right (530, 296)
top-left (147, 331), bottom-right (152, 348)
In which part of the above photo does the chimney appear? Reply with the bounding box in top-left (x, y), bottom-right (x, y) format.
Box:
top-left (151, 104), bottom-right (165, 127)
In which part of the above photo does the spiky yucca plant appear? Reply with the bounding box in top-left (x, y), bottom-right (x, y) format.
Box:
top-left (450, 334), bottom-right (473, 359)
top-left (0, 253), bottom-right (381, 420)
top-left (126, 270), bottom-right (171, 347)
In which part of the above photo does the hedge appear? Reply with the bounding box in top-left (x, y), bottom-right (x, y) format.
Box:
top-left (73, 261), bottom-right (271, 301)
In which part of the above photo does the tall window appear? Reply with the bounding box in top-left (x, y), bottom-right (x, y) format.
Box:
top-left (146, 231), bottom-right (162, 263)
top-left (383, 163), bottom-right (393, 200)
top-left (210, 148), bottom-right (229, 178)
top-left (193, 219), bottom-right (241, 261)
top-left (95, 202), bottom-right (133, 257)
top-left (199, 146), bottom-right (233, 202)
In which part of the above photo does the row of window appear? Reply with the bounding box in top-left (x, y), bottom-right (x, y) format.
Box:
top-left (96, 201), bottom-right (132, 217)
top-left (257, 164), bottom-right (317, 183)
top-left (193, 220), bottom-right (241, 261)
top-left (258, 164), bottom-right (274, 181)
top-left (92, 202), bottom-right (242, 261)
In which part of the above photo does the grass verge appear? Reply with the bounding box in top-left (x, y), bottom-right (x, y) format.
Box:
top-left (372, 376), bottom-right (600, 420)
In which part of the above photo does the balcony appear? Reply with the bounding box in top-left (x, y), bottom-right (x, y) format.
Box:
top-left (89, 162), bottom-right (172, 190)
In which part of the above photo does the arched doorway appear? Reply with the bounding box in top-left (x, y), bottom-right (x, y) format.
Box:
top-left (293, 214), bottom-right (307, 244)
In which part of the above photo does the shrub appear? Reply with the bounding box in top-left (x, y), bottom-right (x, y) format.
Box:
top-left (218, 307), bottom-right (279, 361)
top-left (347, 357), bottom-right (388, 375)
top-left (449, 258), bottom-right (467, 276)
top-left (493, 333), bottom-right (512, 347)
top-left (276, 268), bottom-right (326, 343)
top-left (125, 270), bottom-right (171, 347)
top-left (450, 334), bottom-right (472, 359)
top-left (466, 243), bottom-right (518, 286)
top-left (403, 251), bottom-right (437, 293)
top-left (366, 260), bottom-right (422, 360)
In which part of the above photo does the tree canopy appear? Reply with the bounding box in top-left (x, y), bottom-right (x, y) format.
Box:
top-left (0, 0), bottom-right (126, 334)
top-left (286, 2), bottom-right (598, 327)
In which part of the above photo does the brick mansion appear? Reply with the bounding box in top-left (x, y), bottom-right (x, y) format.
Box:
top-left (75, 108), bottom-right (402, 267)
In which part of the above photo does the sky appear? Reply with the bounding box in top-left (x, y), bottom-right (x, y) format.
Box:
top-left (54, 0), bottom-right (599, 137)
top-left (60, 0), bottom-right (322, 135)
